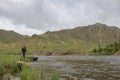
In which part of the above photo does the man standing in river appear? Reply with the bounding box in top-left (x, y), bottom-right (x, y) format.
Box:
top-left (22, 46), bottom-right (27, 59)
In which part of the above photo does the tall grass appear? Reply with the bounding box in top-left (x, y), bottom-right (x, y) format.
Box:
top-left (51, 72), bottom-right (60, 80)
top-left (0, 55), bottom-right (38, 80)
top-left (0, 55), bottom-right (19, 73)
top-left (0, 54), bottom-right (60, 80)
top-left (20, 65), bottom-right (38, 80)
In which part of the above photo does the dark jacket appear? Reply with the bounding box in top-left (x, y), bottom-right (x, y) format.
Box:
top-left (22, 47), bottom-right (27, 53)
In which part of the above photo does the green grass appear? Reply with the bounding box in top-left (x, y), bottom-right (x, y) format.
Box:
top-left (0, 38), bottom-right (97, 55)
top-left (0, 55), bottom-right (37, 80)
top-left (0, 44), bottom-right (96, 55)
top-left (0, 54), bottom-right (60, 80)
top-left (20, 65), bottom-right (38, 80)
top-left (0, 55), bottom-right (19, 79)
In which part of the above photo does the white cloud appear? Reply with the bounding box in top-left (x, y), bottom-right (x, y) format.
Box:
top-left (0, 17), bottom-right (42, 36)
top-left (42, 0), bottom-right (103, 27)
top-left (6, 0), bottom-right (33, 6)
top-left (0, 0), bottom-right (120, 35)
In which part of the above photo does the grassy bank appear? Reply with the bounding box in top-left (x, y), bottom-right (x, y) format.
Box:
top-left (0, 55), bottom-right (38, 80)
top-left (0, 54), bottom-right (60, 80)
top-left (0, 44), bottom-right (96, 55)
top-left (0, 40), bottom-right (97, 55)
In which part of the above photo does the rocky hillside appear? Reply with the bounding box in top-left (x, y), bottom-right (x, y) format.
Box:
top-left (32, 23), bottom-right (120, 45)
top-left (1, 23), bottom-right (120, 44)
top-left (0, 23), bottom-right (120, 55)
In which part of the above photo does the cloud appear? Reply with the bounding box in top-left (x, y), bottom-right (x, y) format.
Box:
top-left (0, 0), bottom-right (120, 35)
top-left (0, 17), bottom-right (42, 36)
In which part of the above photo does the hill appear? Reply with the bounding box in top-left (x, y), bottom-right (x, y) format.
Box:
top-left (32, 23), bottom-right (120, 45)
top-left (0, 23), bottom-right (120, 55)
top-left (0, 29), bottom-right (28, 43)
top-left (21, 23), bottom-right (120, 55)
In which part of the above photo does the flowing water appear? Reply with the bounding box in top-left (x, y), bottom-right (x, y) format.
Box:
top-left (30, 56), bottom-right (120, 80)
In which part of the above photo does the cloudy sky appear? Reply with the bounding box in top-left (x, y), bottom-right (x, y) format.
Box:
top-left (0, 0), bottom-right (120, 35)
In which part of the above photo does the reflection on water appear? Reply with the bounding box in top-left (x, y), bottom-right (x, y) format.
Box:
top-left (30, 56), bottom-right (120, 80)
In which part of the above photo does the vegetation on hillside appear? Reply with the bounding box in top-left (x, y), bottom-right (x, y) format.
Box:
top-left (0, 23), bottom-right (120, 45)
top-left (0, 29), bottom-right (28, 43)
top-left (36, 23), bottom-right (120, 45)
top-left (93, 40), bottom-right (120, 55)
top-left (0, 39), bottom-right (97, 55)
top-left (0, 23), bottom-right (120, 55)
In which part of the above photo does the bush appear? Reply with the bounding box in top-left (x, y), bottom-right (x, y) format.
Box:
top-left (93, 40), bottom-right (120, 55)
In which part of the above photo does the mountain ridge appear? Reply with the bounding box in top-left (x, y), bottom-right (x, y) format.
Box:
top-left (0, 23), bottom-right (120, 55)
top-left (0, 29), bottom-right (28, 43)
top-left (31, 23), bottom-right (120, 45)
top-left (0, 23), bottom-right (120, 45)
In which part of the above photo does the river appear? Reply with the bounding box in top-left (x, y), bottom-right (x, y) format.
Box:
top-left (30, 56), bottom-right (120, 80)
